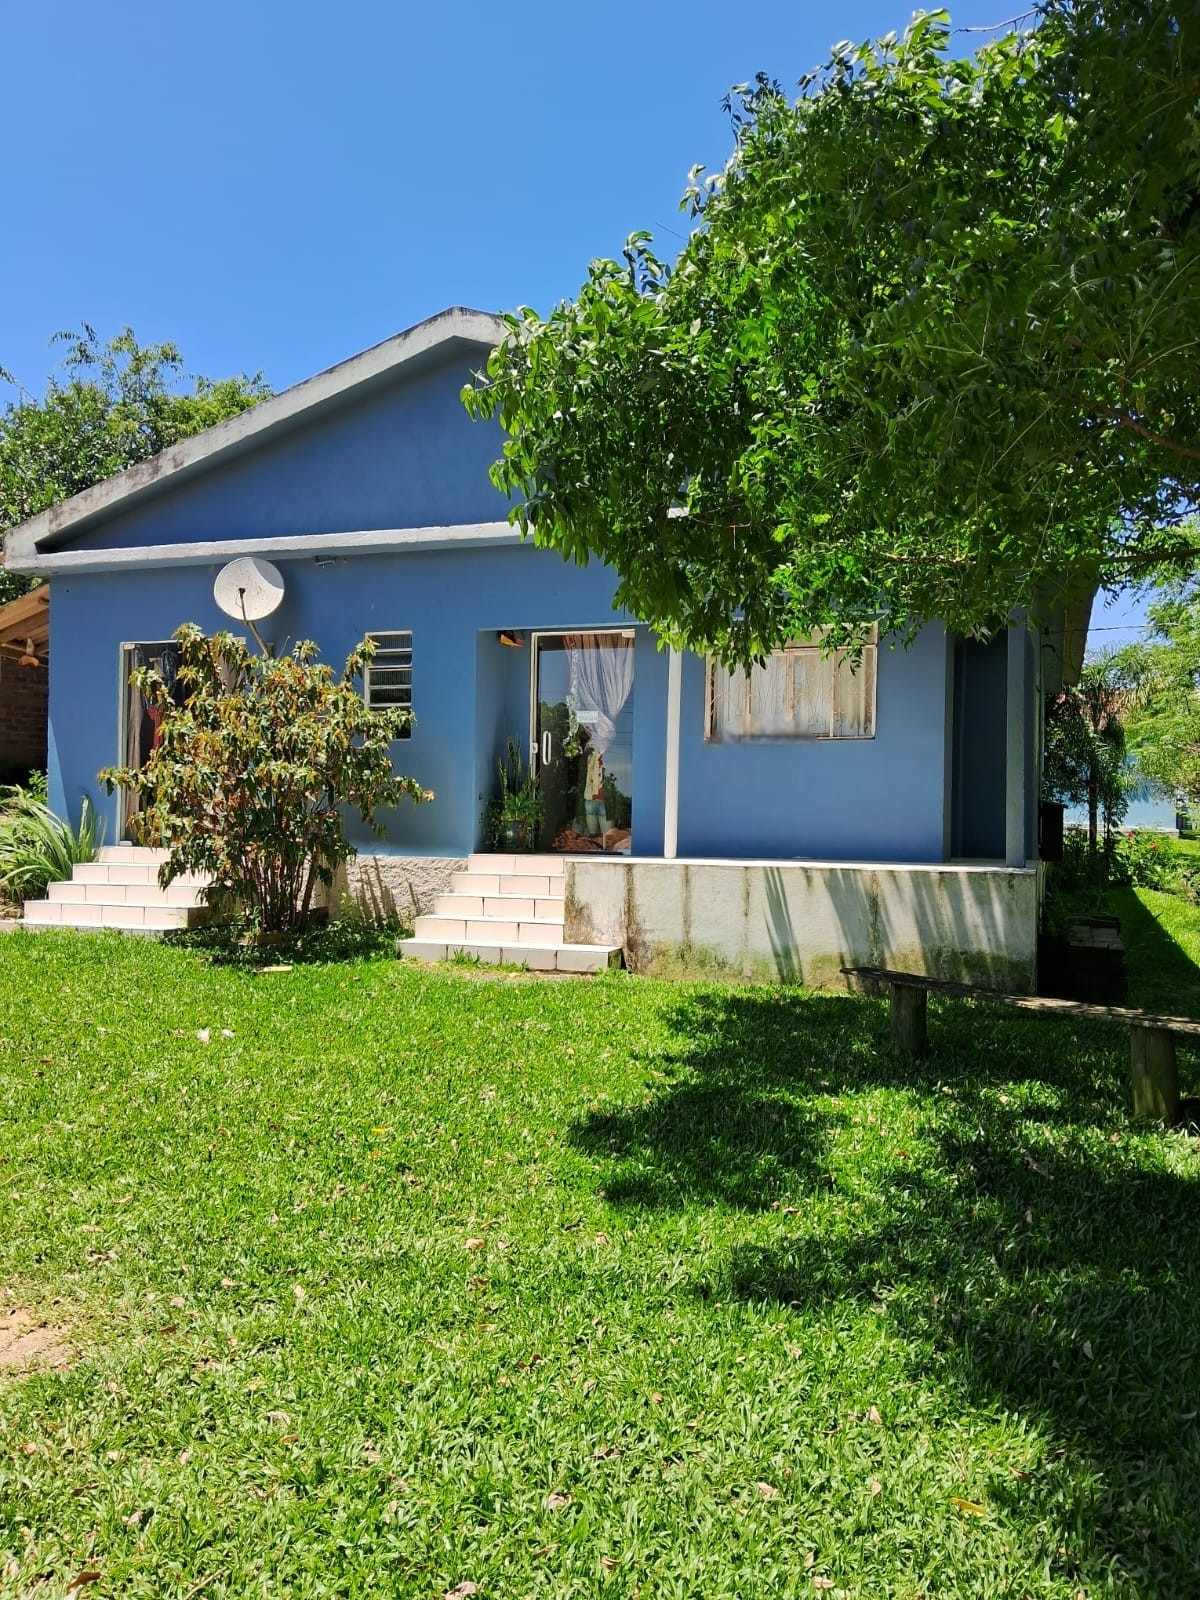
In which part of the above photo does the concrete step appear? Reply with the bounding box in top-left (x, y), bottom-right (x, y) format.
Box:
top-left (398, 937), bottom-right (622, 973)
top-left (432, 892), bottom-right (565, 923)
top-left (22, 899), bottom-right (194, 931)
top-left (412, 915), bottom-right (567, 944)
top-left (467, 852), bottom-right (566, 876)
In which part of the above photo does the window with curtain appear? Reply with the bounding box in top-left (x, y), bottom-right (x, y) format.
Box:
top-left (705, 628), bottom-right (878, 742)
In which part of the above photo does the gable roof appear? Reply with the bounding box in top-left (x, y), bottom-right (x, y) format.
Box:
top-left (5, 306), bottom-right (506, 567)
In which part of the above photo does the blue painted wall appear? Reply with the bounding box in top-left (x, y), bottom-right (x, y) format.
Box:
top-left (44, 338), bottom-right (962, 864)
top-left (62, 349), bottom-right (507, 551)
top-left (49, 546), bottom-right (955, 863)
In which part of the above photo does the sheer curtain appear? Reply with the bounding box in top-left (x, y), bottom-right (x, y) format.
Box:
top-left (564, 634), bottom-right (634, 756)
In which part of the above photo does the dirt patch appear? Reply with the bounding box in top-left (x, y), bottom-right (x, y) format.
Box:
top-left (0, 1308), bottom-right (72, 1378)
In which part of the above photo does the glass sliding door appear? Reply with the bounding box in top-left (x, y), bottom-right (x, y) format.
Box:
top-left (533, 631), bottom-right (634, 853)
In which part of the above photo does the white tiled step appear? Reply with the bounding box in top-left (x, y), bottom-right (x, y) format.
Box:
top-left (47, 880), bottom-right (204, 907)
top-left (72, 861), bottom-right (208, 888)
top-left (467, 853), bottom-right (566, 876)
top-left (22, 900), bottom-right (193, 931)
top-left (97, 844), bottom-right (172, 866)
top-left (432, 893), bottom-right (564, 922)
top-left (398, 938), bottom-right (622, 974)
top-left (412, 916), bottom-right (566, 944)
top-left (449, 872), bottom-right (565, 899)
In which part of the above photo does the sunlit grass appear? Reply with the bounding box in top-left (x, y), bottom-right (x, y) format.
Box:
top-left (1, 930), bottom-right (1199, 1598)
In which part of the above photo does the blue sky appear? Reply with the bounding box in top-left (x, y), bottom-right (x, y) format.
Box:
top-left (0, 0), bottom-right (1154, 646)
top-left (4, 0), bottom-right (1015, 397)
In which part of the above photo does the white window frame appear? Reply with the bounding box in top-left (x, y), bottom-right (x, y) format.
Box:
top-left (705, 626), bottom-right (878, 743)
top-left (363, 630), bottom-right (413, 735)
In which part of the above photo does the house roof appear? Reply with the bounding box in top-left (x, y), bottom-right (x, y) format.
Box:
top-left (0, 584), bottom-right (50, 665)
top-left (5, 306), bottom-right (507, 567)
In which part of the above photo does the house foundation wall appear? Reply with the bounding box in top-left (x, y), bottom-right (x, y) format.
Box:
top-left (334, 855), bottom-right (462, 924)
top-left (564, 859), bottom-right (1038, 991)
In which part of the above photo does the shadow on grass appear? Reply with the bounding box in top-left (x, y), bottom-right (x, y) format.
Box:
top-left (569, 987), bottom-right (1112, 1208)
top-left (1109, 885), bottom-right (1200, 1018)
top-left (165, 920), bottom-right (403, 968)
top-left (569, 985), bottom-right (1200, 1588)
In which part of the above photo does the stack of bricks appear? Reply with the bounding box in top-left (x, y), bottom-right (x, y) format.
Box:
top-left (0, 657), bottom-right (48, 774)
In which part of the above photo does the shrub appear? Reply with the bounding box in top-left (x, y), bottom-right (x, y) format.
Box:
top-left (0, 783), bottom-right (101, 903)
top-left (480, 737), bottom-right (544, 852)
top-left (1108, 830), bottom-right (1181, 892)
top-left (100, 626), bottom-right (431, 934)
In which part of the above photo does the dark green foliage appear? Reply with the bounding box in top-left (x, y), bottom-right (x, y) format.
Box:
top-left (0, 327), bottom-right (269, 602)
top-left (0, 780), bottom-right (100, 903)
top-left (99, 627), bottom-right (430, 933)
top-left (1042, 655), bottom-right (1132, 849)
top-left (1117, 572), bottom-right (1200, 810)
top-left (2, 935), bottom-right (1200, 1593)
top-left (480, 736), bottom-right (544, 850)
top-left (465, 4), bottom-right (1200, 659)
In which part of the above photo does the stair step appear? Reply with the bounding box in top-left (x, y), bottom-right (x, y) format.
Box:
top-left (47, 880), bottom-right (205, 907)
top-left (398, 938), bottom-right (622, 974)
top-left (72, 860), bottom-right (208, 889)
top-left (467, 852), bottom-right (566, 876)
top-left (448, 872), bottom-right (565, 899)
top-left (412, 915), bottom-right (567, 944)
top-left (451, 872), bottom-right (501, 896)
top-left (432, 892), bottom-right (565, 922)
top-left (97, 844), bottom-right (172, 865)
top-left (22, 900), bottom-right (193, 931)
top-left (21, 902), bottom-right (195, 934)
top-left (499, 874), bottom-right (565, 898)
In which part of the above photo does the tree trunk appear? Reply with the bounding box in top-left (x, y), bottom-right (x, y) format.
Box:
top-left (1087, 777), bottom-right (1099, 853)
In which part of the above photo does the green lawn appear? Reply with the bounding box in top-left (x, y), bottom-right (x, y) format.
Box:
top-left (3, 932), bottom-right (1200, 1598)
top-left (1111, 885), bottom-right (1200, 1017)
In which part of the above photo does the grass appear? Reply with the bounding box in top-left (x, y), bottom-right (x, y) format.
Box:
top-left (1110, 886), bottom-right (1200, 1017)
top-left (2, 933), bottom-right (1200, 1597)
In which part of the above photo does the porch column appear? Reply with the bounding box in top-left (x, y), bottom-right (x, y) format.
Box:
top-left (664, 647), bottom-right (682, 860)
top-left (1005, 618), bottom-right (1028, 868)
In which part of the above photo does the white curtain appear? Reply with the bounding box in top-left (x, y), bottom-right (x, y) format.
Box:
top-left (564, 633), bottom-right (634, 757)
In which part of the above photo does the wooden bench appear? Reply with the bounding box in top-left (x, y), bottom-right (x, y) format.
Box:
top-left (843, 965), bottom-right (1200, 1125)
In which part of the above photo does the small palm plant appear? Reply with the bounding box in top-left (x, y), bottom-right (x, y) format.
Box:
top-left (0, 781), bottom-right (102, 904)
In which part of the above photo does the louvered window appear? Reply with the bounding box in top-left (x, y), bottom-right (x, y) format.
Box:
top-left (364, 631), bottom-right (413, 734)
top-left (705, 627), bottom-right (878, 742)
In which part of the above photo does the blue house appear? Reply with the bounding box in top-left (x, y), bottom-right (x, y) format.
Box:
top-left (8, 308), bottom-right (1047, 986)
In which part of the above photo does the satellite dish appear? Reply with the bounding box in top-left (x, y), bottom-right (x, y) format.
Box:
top-left (213, 557), bottom-right (285, 622)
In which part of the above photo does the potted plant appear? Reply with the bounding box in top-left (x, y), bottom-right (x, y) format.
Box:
top-left (481, 738), bottom-right (544, 853)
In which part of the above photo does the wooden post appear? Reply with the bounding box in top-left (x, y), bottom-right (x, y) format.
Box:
top-left (1130, 1024), bottom-right (1181, 1123)
top-left (890, 985), bottom-right (929, 1056)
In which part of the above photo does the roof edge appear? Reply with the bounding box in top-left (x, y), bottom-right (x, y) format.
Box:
top-left (5, 306), bottom-right (506, 563)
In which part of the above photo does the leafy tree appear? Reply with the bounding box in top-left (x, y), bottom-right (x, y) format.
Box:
top-left (100, 627), bottom-right (431, 934)
top-left (1043, 654), bottom-right (1133, 851)
top-left (1117, 577), bottom-right (1200, 811)
top-left (0, 327), bottom-right (270, 603)
top-left (465, 3), bottom-right (1200, 660)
